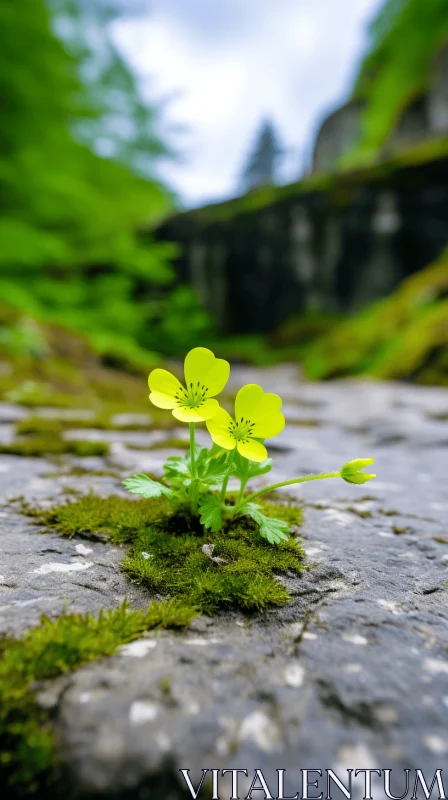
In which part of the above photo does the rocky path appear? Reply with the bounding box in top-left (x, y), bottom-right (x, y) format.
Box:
top-left (1, 367), bottom-right (448, 798)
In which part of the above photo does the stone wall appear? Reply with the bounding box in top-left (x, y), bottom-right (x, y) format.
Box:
top-left (312, 99), bottom-right (364, 173)
top-left (155, 151), bottom-right (448, 334)
top-left (312, 42), bottom-right (448, 173)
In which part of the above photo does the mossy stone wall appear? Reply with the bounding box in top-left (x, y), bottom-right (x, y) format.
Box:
top-left (155, 148), bottom-right (448, 335)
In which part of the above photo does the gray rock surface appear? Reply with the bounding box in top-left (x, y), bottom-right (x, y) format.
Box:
top-left (1, 369), bottom-right (448, 797)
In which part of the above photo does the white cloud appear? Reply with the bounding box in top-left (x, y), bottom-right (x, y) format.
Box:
top-left (112, 0), bottom-right (384, 207)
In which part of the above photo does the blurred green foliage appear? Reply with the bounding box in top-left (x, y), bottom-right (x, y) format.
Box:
top-left (49, 0), bottom-right (172, 174)
top-left (0, 0), bottom-right (211, 358)
top-left (345, 0), bottom-right (448, 164)
top-left (303, 250), bottom-right (448, 384)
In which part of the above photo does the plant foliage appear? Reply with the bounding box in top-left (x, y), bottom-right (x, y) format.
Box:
top-left (345, 0), bottom-right (448, 163)
top-left (0, 0), bottom-right (210, 359)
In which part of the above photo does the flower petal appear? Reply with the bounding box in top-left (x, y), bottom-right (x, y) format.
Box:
top-left (235, 384), bottom-right (283, 424)
top-left (148, 368), bottom-right (183, 399)
top-left (206, 407), bottom-right (234, 436)
top-left (209, 433), bottom-right (236, 451)
top-left (251, 412), bottom-right (285, 438)
top-left (172, 398), bottom-right (219, 423)
top-left (237, 439), bottom-right (268, 462)
top-left (184, 347), bottom-right (230, 397)
top-left (149, 391), bottom-right (177, 409)
top-left (206, 407), bottom-right (236, 450)
top-left (197, 398), bottom-right (221, 420)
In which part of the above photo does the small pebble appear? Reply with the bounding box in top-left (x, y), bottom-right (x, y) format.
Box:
top-left (344, 663), bottom-right (363, 674)
top-left (129, 701), bottom-right (158, 725)
top-left (423, 735), bottom-right (448, 754)
top-left (342, 633), bottom-right (368, 646)
top-left (75, 544), bottom-right (93, 556)
top-left (284, 663), bottom-right (305, 687)
top-left (423, 658), bottom-right (448, 675)
top-left (120, 640), bottom-right (157, 657)
top-left (33, 561), bottom-right (93, 575)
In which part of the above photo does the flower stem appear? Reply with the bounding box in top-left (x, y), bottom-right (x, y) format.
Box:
top-left (233, 471), bottom-right (341, 514)
top-left (220, 449), bottom-right (236, 502)
top-left (189, 423), bottom-right (197, 478)
top-left (236, 479), bottom-right (247, 506)
top-left (189, 423), bottom-right (198, 513)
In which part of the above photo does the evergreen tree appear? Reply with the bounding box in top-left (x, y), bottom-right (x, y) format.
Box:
top-left (240, 119), bottom-right (284, 192)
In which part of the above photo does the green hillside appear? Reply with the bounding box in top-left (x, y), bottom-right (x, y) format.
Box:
top-left (303, 251), bottom-right (448, 385)
top-left (344, 0), bottom-right (448, 165)
top-left (0, 1), bottom-right (210, 360)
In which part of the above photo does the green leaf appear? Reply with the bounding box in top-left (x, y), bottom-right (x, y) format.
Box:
top-left (164, 446), bottom-right (229, 487)
top-left (243, 503), bottom-right (290, 545)
top-left (163, 454), bottom-right (190, 482)
top-left (199, 451), bottom-right (229, 485)
top-left (194, 446), bottom-right (211, 469)
top-left (232, 451), bottom-right (273, 481)
top-left (198, 495), bottom-right (224, 533)
top-left (122, 474), bottom-right (173, 499)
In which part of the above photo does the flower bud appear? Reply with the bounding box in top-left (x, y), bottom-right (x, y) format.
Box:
top-left (340, 458), bottom-right (376, 484)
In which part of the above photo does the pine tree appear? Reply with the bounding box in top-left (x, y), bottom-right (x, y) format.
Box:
top-left (240, 119), bottom-right (284, 192)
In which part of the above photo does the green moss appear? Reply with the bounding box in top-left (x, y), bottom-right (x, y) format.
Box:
top-left (162, 138), bottom-right (448, 229)
top-left (16, 417), bottom-right (65, 436)
top-left (8, 494), bottom-right (304, 792)
top-left (345, 506), bottom-right (373, 519)
top-left (0, 302), bottom-right (159, 417)
top-left (427, 411), bottom-right (448, 421)
top-left (0, 599), bottom-right (195, 796)
top-left (269, 311), bottom-right (341, 349)
top-left (343, 0), bottom-right (448, 165)
top-left (303, 251), bottom-right (448, 385)
top-left (157, 676), bottom-right (172, 696)
top-left (24, 493), bottom-right (171, 540)
top-left (44, 465), bottom-right (122, 479)
top-left (0, 436), bottom-right (109, 458)
top-left (392, 525), bottom-right (409, 535)
top-left (25, 494), bottom-right (305, 615)
top-left (15, 411), bottom-right (171, 437)
top-left (257, 501), bottom-right (303, 528)
top-left (208, 336), bottom-right (285, 367)
top-left (4, 381), bottom-right (79, 409)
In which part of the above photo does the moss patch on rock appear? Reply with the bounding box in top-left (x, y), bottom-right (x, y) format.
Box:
top-left (0, 301), bottom-right (161, 420)
top-left (25, 493), bottom-right (304, 615)
top-left (0, 600), bottom-right (195, 797)
top-left (9, 492), bottom-right (303, 794)
top-left (16, 413), bottom-right (158, 437)
top-left (0, 435), bottom-right (109, 458)
top-left (303, 251), bottom-right (448, 385)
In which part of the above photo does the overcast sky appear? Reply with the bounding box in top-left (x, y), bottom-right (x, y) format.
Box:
top-left (112, 0), bottom-right (384, 208)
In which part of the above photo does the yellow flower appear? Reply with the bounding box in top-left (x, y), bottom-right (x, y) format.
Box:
top-left (206, 383), bottom-right (285, 462)
top-left (148, 347), bottom-right (230, 423)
